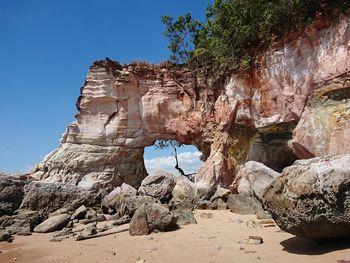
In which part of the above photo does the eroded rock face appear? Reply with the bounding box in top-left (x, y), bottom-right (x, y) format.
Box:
top-left (263, 155), bottom-right (350, 239)
top-left (32, 61), bottom-right (211, 189)
top-left (293, 76), bottom-right (350, 158)
top-left (31, 15), bottom-right (350, 192)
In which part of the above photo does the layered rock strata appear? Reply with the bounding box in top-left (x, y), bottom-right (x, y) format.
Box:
top-left (32, 14), bottom-right (350, 193)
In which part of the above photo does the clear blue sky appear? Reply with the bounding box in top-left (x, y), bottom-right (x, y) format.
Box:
top-left (0, 0), bottom-right (211, 173)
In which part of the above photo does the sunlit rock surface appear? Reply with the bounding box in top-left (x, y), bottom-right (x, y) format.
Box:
top-left (263, 154), bottom-right (350, 239)
top-left (32, 15), bottom-right (350, 192)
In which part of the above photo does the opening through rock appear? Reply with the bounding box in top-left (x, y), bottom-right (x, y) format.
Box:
top-left (143, 140), bottom-right (203, 180)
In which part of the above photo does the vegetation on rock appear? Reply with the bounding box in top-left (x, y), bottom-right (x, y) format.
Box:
top-left (162, 0), bottom-right (350, 75)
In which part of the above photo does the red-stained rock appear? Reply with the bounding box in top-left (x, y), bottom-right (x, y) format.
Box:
top-left (31, 15), bottom-right (350, 194)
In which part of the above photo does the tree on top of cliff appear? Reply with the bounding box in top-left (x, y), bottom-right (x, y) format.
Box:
top-left (162, 0), bottom-right (350, 75)
top-left (161, 13), bottom-right (203, 64)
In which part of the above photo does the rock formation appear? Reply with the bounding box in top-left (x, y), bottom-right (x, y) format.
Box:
top-left (262, 155), bottom-right (350, 239)
top-left (31, 14), bottom-right (350, 197)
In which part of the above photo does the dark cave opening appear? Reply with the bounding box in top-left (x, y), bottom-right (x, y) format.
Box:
top-left (246, 132), bottom-right (299, 172)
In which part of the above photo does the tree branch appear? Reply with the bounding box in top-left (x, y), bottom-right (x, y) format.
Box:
top-left (172, 144), bottom-right (186, 176)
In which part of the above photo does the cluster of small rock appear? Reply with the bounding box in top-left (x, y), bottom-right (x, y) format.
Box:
top-left (3, 151), bottom-right (350, 242)
top-left (0, 169), bottom-right (273, 242)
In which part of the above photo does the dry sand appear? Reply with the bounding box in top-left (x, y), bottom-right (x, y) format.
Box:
top-left (1, 210), bottom-right (350, 263)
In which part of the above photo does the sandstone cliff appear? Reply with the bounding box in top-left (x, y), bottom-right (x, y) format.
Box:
top-left (32, 14), bottom-right (350, 194)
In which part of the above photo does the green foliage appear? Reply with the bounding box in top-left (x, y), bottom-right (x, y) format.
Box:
top-left (161, 13), bottom-right (203, 63)
top-left (162, 0), bottom-right (349, 75)
top-left (154, 139), bottom-right (182, 149)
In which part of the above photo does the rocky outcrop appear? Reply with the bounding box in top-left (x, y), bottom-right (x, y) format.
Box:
top-left (19, 181), bottom-right (100, 216)
top-left (263, 154), bottom-right (350, 239)
top-left (30, 15), bottom-right (350, 193)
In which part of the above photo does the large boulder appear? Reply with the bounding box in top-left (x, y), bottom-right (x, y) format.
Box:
top-left (236, 161), bottom-right (280, 200)
top-left (170, 176), bottom-right (196, 209)
top-left (34, 214), bottom-right (71, 233)
top-left (138, 171), bottom-right (176, 203)
top-left (101, 183), bottom-right (137, 214)
top-left (129, 203), bottom-right (178, 236)
top-left (19, 181), bottom-right (98, 216)
top-left (263, 155), bottom-right (350, 239)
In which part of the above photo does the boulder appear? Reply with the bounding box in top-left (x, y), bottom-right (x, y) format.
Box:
top-left (71, 205), bottom-right (87, 220)
top-left (129, 203), bottom-right (178, 235)
top-left (0, 174), bottom-right (28, 216)
top-left (85, 208), bottom-right (97, 220)
top-left (194, 181), bottom-right (217, 201)
top-left (209, 198), bottom-right (228, 210)
top-left (196, 200), bottom-right (211, 210)
top-left (138, 171), bottom-right (176, 203)
top-left (236, 161), bottom-right (280, 200)
top-left (16, 226), bottom-right (32, 236)
top-left (172, 209), bottom-right (197, 225)
top-left (0, 230), bottom-right (11, 242)
top-left (49, 208), bottom-right (69, 218)
top-left (19, 181), bottom-right (98, 216)
top-left (170, 176), bottom-right (196, 209)
top-left (81, 225), bottom-right (97, 237)
top-left (0, 210), bottom-right (42, 233)
top-left (102, 183), bottom-right (137, 214)
top-left (34, 214), bottom-right (71, 233)
top-left (107, 194), bottom-right (157, 220)
top-left (227, 194), bottom-right (265, 215)
top-left (210, 187), bottom-right (231, 202)
top-left (129, 207), bottom-right (149, 236)
top-left (263, 155), bottom-right (350, 239)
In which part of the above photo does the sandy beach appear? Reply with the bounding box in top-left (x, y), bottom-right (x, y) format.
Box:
top-left (1, 210), bottom-right (349, 263)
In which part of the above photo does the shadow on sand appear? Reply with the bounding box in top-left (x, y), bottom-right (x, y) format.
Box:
top-left (280, 236), bottom-right (350, 256)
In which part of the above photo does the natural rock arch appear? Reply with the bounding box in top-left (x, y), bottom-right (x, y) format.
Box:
top-left (32, 61), bottom-right (214, 189)
top-left (31, 15), bottom-right (350, 194)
